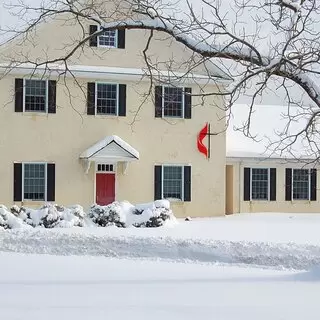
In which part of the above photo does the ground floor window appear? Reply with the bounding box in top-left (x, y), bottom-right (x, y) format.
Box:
top-left (292, 169), bottom-right (310, 200)
top-left (14, 162), bottom-right (55, 202)
top-left (23, 163), bottom-right (46, 200)
top-left (163, 166), bottom-right (183, 200)
top-left (243, 167), bottom-right (276, 201)
top-left (251, 168), bottom-right (269, 200)
top-left (154, 165), bottom-right (191, 202)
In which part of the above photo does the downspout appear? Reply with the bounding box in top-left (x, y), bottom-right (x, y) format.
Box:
top-left (238, 160), bottom-right (242, 214)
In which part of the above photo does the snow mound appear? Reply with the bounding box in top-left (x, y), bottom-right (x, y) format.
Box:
top-left (1, 230), bottom-right (320, 270)
top-left (88, 199), bottom-right (177, 228)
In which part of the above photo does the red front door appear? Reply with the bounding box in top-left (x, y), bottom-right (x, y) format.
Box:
top-left (96, 173), bottom-right (115, 205)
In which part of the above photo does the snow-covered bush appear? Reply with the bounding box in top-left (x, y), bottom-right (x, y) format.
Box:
top-left (0, 200), bottom-right (177, 229)
top-left (88, 200), bottom-right (176, 228)
top-left (0, 205), bottom-right (28, 229)
top-left (14, 204), bottom-right (86, 228)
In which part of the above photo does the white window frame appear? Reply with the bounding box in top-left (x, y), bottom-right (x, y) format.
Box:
top-left (97, 28), bottom-right (118, 48)
top-left (162, 86), bottom-right (185, 119)
top-left (95, 82), bottom-right (119, 116)
top-left (291, 168), bottom-right (311, 201)
top-left (161, 164), bottom-right (184, 201)
top-left (250, 167), bottom-right (270, 201)
top-left (22, 162), bottom-right (47, 201)
top-left (23, 79), bottom-right (49, 113)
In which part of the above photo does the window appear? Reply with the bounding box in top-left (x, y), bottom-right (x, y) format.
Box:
top-left (154, 165), bottom-right (191, 202)
top-left (155, 86), bottom-right (191, 119)
top-left (97, 164), bottom-right (114, 172)
top-left (292, 169), bottom-right (310, 200)
top-left (24, 79), bottom-right (47, 112)
top-left (163, 87), bottom-right (184, 118)
top-left (243, 167), bottom-right (276, 201)
top-left (251, 168), bottom-right (269, 200)
top-left (23, 163), bottom-right (46, 201)
top-left (96, 83), bottom-right (118, 115)
top-left (98, 29), bottom-right (117, 48)
top-left (163, 166), bottom-right (183, 200)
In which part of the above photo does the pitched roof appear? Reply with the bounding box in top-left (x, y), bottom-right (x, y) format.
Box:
top-left (227, 104), bottom-right (317, 160)
top-left (80, 135), bottom-right (139, 162)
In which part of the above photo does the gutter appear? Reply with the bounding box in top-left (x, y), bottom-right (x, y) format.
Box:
top-left (0, 64), bottom-right (233, 85)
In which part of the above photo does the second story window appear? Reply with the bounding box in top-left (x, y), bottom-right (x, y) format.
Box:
top-left (24, 79), bottom-right (47, 112)
top-left (163, 87), bottom-right (183, 118)
top-left (14, 78), bottom-right (57, 114)
top-left (96, 83), bottom-right (118, 115)
top-left (155, 85), bottom-right (192, 119)
top-left (87, 82), bottom-right (127, 117)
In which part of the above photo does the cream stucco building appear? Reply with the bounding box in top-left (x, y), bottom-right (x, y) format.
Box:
top-left (1, 8), bottom-right (319, 217)
top-left (0, 11), bottom-right (232, 218)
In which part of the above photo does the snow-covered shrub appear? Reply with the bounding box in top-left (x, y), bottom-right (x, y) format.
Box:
top-left (15, 204), bottom-right (86, 228)
top-left (88, 200), bottom-right (177, 228)
top-left (0, 205), bottom-right (28, 229)
top-left (88, 202), bottom-right (128, 228)
top-left (0, 200), bottom-right (177, 229)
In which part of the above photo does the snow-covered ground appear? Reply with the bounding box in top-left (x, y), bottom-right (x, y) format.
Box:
top-left (1, 213), bottom-right (320, 269)
top-left (1, 213), bottom-right (320, 319)
top-left (1, 252), bottom-right (320, 320)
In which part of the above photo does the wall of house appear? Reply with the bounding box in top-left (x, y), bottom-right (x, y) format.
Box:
top-left (0, 75), bottom-right (226, 218)
top-left (228, 159), bottom-right (320, 213)
top-left (0, 13), bottom-right (208, 74)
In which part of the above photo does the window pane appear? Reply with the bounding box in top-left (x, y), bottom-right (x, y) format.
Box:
top-left (163, 87), bottom-right (183, 118)
top-left (96, 83), bottom-right (117, 115)
top-left (24, 164), bottom-right (46, 201)
top-left (293, 169), bottom-right (309, 200)
top-left (98, 30), bottom-right (117, 47)
top-left (25, 80), bottom-right (47, 112)
top-left (163, 166), bottom-right (183, 200)
top-left (251, 168), bottom-right (269, 200)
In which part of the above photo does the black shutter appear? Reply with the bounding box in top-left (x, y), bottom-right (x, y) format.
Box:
top-left (154, 165), bottom-right (162, 200)
top-left (184, 166), bottom-right (191, 202)
top-left (87, 82), bottom-right (96, 115)
top-left (14, 163), bottom-right (22, 202)
top-left (118, 84), bottom-right (126, 116)
top-left (311, 169), bottom-right (317, 201)
top-left (47, 163), bottom-right (55, 202)
top-left (48, 80), bottom-right (56, 114)
top-left (243, 167), bottom-right (251, 201)
top-left (285, 168), bottom-right (292, 201)
top-left (184, 87), bottom-right (192, 119)
top-left (117, 29), bottom-right (125, 49)
top-left (270, 168), bottom-right (277, 201)
top-left (89, 25), bottom-right (98, 47)
top-left (15, 78), bottom-right (23, 112)
top-left (155, 86), bottom-right (162, 118)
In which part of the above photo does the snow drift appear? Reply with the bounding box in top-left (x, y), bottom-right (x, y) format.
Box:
top-left (2, 229), bottom-right (320, 270)
top-left (0, 200), bottom-right (176, 229)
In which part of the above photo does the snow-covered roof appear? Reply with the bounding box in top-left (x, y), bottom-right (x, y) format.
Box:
top-left (0, 63), bottom-right (232, 84)
top-left (226, 104), bottom-right (318, 162)
top-left (80, 135), bottom-right (139, 162)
